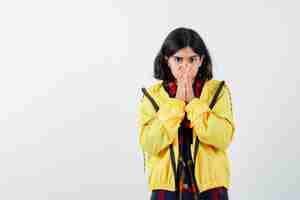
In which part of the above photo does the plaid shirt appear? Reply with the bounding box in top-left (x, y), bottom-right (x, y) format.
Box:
top-left (151, 79), bottom-right (229, 200)
top-left (151, 187), bottom-right (228, 200)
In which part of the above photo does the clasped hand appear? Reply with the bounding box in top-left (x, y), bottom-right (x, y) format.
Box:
top-left (175, 67), bottom-right (196, 103)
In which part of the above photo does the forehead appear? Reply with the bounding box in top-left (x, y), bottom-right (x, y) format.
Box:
top-left (174, 47), bottom-right (198, 57)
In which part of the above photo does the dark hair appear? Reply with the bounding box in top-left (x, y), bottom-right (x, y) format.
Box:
top-left (154, 27), bottom-right (213, 83)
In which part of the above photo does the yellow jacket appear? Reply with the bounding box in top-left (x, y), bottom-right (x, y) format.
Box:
top-left (137, 79), bottom-right (236, 193)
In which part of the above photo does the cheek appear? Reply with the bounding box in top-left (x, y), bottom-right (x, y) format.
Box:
top-left (169, 63), bottom-right (180, 75)
top-left (171, 66), bottom-right (181, 77)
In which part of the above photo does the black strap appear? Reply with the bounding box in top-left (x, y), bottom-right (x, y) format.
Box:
top-left (170, 144), bottom-right (178, 191)
top-left (193, 139), bottom-right (200, 170)
top-left (141, 87), bottom-right (159, 112)
top-left (209, 81), bottom-right (225, 109)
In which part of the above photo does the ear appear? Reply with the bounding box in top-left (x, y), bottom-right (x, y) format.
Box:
top-left (164, 56), bottom-right (170, 67)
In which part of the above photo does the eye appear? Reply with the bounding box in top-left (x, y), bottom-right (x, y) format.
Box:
top-left (174, 57), bottom-right (182, 63)
top-left (189, 57), bottom-right (195, 63)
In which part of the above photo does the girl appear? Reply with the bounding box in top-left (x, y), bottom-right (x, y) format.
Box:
top-left (138, 27), bottom-right (235, 200)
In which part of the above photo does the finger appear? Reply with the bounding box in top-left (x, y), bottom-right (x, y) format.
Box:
top-left (180, 71), bottom-right (186, 83)
top-left (185, 72), bottom-right (192, 84)
top-left (183, 78), bottom-right (187, 101)
top-left (186, 79), bottom-right (191, 92)
top-left (185, 79), bottom-right (189, 101)
top-left (185, 82), bottom-right (191, 102)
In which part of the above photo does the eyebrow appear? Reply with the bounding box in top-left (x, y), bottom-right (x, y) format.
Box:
top-left (174, 55), bottom-right (198, 58)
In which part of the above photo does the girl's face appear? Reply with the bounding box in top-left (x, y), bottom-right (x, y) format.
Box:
top-left (165, 47), bottom-right (204, 82)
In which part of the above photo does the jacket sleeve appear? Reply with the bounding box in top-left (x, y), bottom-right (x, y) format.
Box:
top-left (185, 83), bottom-right (235, 151)
top-left (138, 95), bottom-right (186, 156)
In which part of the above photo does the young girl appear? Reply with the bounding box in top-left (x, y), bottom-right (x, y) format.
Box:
top-left (138, 27), bottom-right (235, 200)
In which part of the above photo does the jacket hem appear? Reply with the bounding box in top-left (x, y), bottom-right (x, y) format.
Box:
top-left (148, 182), bottom-right (230, 193)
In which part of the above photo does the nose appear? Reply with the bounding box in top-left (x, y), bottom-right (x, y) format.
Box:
top-left (180, 60), bottom-right (189, 69)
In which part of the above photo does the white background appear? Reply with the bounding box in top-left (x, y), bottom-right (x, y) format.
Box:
top-left (0, 0), bottom-right (299, 199)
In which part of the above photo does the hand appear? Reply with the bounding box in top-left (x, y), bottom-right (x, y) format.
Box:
top-left (175, 68), bottom-right (194, 103)
top-left (183, 69), bottom-right (194, 103)
top-left (184, 74), bottom-right (194, 103)
top-left (175, 78), bottom-right (186, 102)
